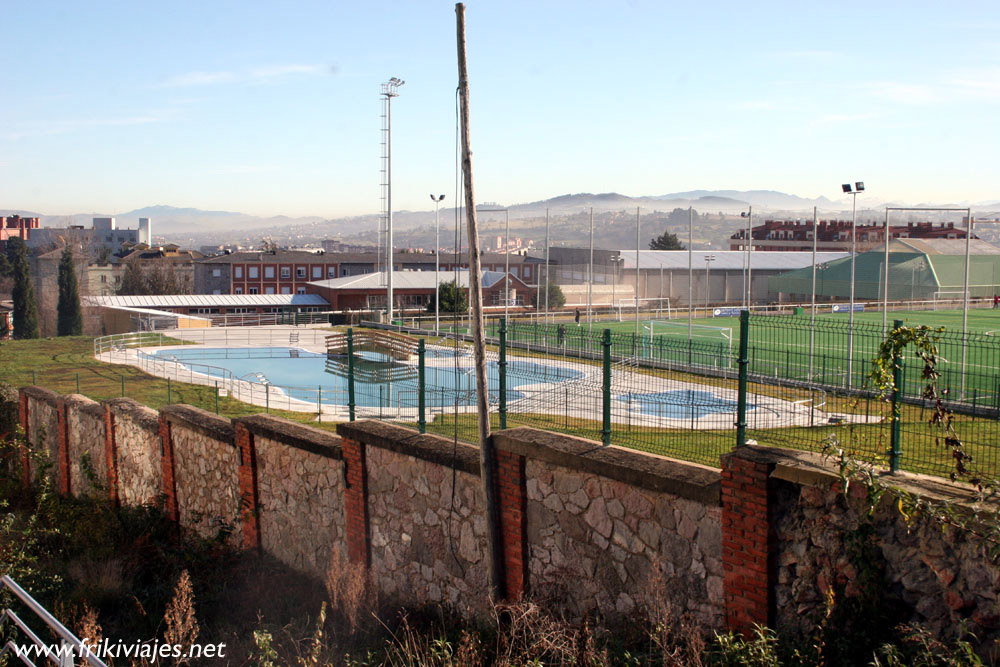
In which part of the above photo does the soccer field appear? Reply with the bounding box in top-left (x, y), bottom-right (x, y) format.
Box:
top-left (498, 308), bottom-right (1000, 404)
top-left (589, 307), bottom-right (1000, 336)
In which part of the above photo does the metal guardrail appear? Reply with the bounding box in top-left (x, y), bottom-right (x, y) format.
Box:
top-left (0, 575), bottom-right (108, 667)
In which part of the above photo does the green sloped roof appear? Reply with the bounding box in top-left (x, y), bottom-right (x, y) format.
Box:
top-left (769, 249), bottom-right (1000, 299)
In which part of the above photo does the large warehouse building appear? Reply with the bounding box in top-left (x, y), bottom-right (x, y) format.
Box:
top-left (768, 239), bottom-right (1000, 302)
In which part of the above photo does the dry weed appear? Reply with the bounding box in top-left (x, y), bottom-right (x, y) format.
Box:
top-left (324, 550), bottom-right (376, 634)
top-left (163, 569), bottom-right (199, 661)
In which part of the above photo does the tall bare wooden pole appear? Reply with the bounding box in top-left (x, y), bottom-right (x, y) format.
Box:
top-left (455, 2), bottom-right (505, 599)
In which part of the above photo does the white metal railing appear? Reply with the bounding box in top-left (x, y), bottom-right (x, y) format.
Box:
top-left (93, 328), bottom-right (335, 357)
top-left (0, 575), bottom-right (108, 667)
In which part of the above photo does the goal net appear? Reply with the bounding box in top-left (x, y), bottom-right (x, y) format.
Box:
top-left (643, 320), bottom-right (733, 365)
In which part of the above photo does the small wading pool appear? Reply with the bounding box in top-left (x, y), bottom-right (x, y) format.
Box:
top-left (618, 389), bottom-right (755, 420)
top-left (145, 347), bottom-right (582, 407)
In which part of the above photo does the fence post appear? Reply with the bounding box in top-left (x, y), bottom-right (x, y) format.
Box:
top-left (418, 339), bottom-right (426, 434)
top-left (167, 378), bottom-right (171, 405)
top-left (889, 319), bottom-right (903, 472)
top-left (121, 375), bottom-right (125, 397)
top-left (736, 310), bottom-right (750, 447)
top-left (317, 386), bottom-right (322, 423)
top-left (602, 328), bottom-right (612, 446)
top-left (499, 317), bottom-right (507, 430)
top-left (215, 382), bottom-right (219, 414)
top-left (76, 373), bottom-right (80, 393)
top-left (347, 328), bottom-right (356, 422)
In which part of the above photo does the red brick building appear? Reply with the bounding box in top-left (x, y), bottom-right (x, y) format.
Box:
top-left (730, 220), bottom-right (970, 252)
top-left (306, 270), bottom-right (536, 312)
top-left (0, 215), bottom-right (40, 250)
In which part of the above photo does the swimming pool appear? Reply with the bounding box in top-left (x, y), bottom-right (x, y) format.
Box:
top-left (146, 347), bottom-right (583, 407)
top-left (618, 389), bottom-right (756, 420)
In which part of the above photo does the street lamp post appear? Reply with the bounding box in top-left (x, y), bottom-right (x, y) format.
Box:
top-left (430, 194), bottom-right (446, 335)
top-left (704, 254), bottom-right (716, 312)
top-left (740, 206), bottom-right (753, 310)
top-left (841, 181), bottom-right (864, 389)
top-left (477, 205), bottom-right (510, 323)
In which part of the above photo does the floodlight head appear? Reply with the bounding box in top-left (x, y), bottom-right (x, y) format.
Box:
top-left (855, 181), bottom-right (865, 192)
top-left (740, 211), bottom-right (749, 218)
top-left (842, 184), bottom-right (853, 193)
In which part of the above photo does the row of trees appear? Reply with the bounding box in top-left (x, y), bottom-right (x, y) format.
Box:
top-left (117, 260), bottom-right (189, 296)
top-left (1, 239), bottom-right (82, 340)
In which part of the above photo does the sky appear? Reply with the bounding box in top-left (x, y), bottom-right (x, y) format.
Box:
top-left (2, 1), bottom-right (1000, 218)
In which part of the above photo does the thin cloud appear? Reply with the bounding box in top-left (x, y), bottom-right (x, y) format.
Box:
top-left (810, 112), bottom-right (881, 126)
top-left (157, 64), bottom-right (329, 88)
top-left (866, 81), bottom-right (943, 105)
top-left (204, 164), bottom-right (278, 175)
top-left (773, 49), bottom-right (839, 60)
top-left (158, 70), bottom-right (235, 87)
top-left (249, 64), bottom-right (326, 79)
top-left (4, 113), bottom-right (178, 141)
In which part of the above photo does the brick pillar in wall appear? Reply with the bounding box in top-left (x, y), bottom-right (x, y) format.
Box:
top-left (159, 414), bottom-right (179, 523)
top-left (495, 449), bottom-right (528, 601)
top-left (57, 401), bottom-right (70, 496)
top-left (103, 405), bottom-right (120, 506)
top-left (18, 391), bottom-right (30, 488)
top-left (341, 437), bottom-right (370, 566)
top-left (721, 452), bottom-right (776, 635)
top-left (234, 423), bottom-right (261, 550)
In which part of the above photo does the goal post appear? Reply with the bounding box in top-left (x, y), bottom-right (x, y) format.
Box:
top-left (643, 319), bottom-right (733, 365)
top-left (615, 297), bottom-right (671, 319)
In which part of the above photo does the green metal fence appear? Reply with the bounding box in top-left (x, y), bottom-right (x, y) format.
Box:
top-left (367, 314), bottom-right (1000, 479)
top-left (11, 313), bottom-right (998, 481)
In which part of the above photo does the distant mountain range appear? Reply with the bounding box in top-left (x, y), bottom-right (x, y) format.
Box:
top-left (5, 190), bottom-right (999, 242)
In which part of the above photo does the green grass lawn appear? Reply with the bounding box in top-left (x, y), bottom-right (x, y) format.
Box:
top-left (0, 335), bottom-right (341, 432)
top-left (3, 331), bottom-right (997, 481)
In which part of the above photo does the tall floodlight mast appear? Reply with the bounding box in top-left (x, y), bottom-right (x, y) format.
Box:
top-left (380, 77), bottom-right (404, 323)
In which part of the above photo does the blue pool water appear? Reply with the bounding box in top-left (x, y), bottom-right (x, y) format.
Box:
top-left (619, 389), bottom-right (755, 419)
top-left (146, 347), bottom-right (582, 407)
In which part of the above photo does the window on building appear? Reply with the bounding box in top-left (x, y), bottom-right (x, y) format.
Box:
top-left (249, 287), bottom-right (258, 294)
top-left (328, 267), bottom-right (337, 277)
top-left (296, 267), bottom-right (306, 278)
top-left (265, 266), bottom-right (275, 279)
top-left (212, 269), bottom-right (221, 277)
top-left (249, 266), bottom-right (259, 279)
top-left (281, 286), bottom-right (291, 295)
top-left (234, 266), bottom-right (243, 278)
top-left (313, 266), bottom-right (322, 278)
top-left (235, 287), bottom-right (243, 294)
top-left (524, 266), bottom-right (532, 279)
top-left (296, 287), bottom-right (306, 295)
top-left (100, 275), bottom-right (107, 283)
top-left (265, 286), bottom-right (275, 295)
top-left (213, 289), bottom-right (221, 295)
top-left (280, 267), bottom-right (290, 278)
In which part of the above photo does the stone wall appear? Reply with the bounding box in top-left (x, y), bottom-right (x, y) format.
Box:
top-left (108, 399), bottom-right (161, 506)
top-left (162, 406), bottom-right (240, 543)
top-left (8, 384), bottom-right (999, 647)
top-left (524, 457), bottom-right (723, 626)
top-left (366, 442), bottom-right (489, 615)
top-left (23, 387), bottom-right (60, 482)
top-left (241, 415), bottom-right (347, 578)
top-left (772, 470), bottom-right (1000, 643)
top-left (64, 394), bottom-right (107, 497)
